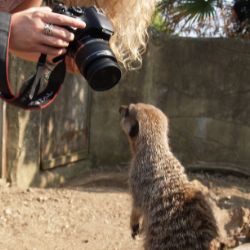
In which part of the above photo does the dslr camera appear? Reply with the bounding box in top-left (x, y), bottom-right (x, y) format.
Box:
top-left (53, 3), bottom-right (121, 91)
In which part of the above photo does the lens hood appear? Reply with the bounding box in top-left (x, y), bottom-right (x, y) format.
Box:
top-left (75, 39), bottom-right (121, 91)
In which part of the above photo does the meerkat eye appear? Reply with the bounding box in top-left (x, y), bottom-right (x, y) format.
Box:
top-left (129, 121), bottom-right (139, 137)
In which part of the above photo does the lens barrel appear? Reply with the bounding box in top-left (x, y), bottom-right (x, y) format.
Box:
top-left (75, 39), bottom-right (121, 91)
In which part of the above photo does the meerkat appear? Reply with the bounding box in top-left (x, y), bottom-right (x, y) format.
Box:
top-left (119, 103), bottom-right (220, 250)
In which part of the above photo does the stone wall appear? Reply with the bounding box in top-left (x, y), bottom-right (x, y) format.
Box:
top-left (90, 35), bottom-right (250, 175)
top-left (2, 35), bottom-right (250, 187)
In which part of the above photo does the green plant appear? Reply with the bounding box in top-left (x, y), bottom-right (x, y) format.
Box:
top-left (154, 0), bottom-right (250, 37)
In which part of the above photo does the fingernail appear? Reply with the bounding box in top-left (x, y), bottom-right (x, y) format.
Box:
top-left (76, 18), bottom-right (86, 27)
top-left (79, 22), bottom-right (86, 28)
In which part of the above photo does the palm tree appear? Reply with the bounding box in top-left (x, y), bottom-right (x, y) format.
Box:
top-left (154, 0), bottom-right (250, 37)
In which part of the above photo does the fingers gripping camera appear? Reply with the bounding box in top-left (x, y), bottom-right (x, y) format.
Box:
top-left (53, 4), bottom-right (121, 91)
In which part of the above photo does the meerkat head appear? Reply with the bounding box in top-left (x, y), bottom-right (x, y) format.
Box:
top-left (119, 103), bottom-right (169, 152)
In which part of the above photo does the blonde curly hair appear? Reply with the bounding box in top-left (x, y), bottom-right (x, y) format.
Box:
top-left (63, 0), bottom-right (157, 70)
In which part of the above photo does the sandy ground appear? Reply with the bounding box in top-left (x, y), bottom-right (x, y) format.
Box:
top-left (0, 169), bottom-right (249, 250)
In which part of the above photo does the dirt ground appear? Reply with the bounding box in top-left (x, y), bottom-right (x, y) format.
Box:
top-left (0, 169), bottom-right (250, 250)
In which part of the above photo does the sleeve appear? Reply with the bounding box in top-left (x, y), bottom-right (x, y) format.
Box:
top-left (0, 12), bottom-right (14, 99)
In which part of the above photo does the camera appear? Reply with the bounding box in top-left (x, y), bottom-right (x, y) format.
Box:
top-left (53, 4), bottom-right (121, 91)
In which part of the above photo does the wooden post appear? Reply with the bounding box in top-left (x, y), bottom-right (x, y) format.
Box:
top-left (0, 102), bottom-right (7, 179)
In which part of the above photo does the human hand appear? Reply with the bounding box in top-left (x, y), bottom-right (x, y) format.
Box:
top-left (10, 6), bottom-right (85, 57)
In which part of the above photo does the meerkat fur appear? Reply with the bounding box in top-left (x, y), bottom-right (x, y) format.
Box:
top-left (119, 103), bottom-right (220, 250)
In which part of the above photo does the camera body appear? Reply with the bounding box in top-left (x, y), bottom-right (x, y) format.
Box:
top-left (53, 4), bottom-right (121, 91)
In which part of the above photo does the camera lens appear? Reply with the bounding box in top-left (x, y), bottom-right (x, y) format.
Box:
top-left (75, 39), bottom-right (121, 91)
top-left (86, 58), bottom-right (121, 91)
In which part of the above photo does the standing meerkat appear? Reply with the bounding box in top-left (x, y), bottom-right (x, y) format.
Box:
top-left (119, 103), bottom-right (220, 250)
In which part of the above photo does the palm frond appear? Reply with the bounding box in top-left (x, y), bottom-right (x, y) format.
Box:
top-left (155, 0), bottom-right (223, 36)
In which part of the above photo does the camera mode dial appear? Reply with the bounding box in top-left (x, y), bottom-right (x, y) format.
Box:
top-left (70, 7), bottom-right (84, 16)
top-left (53, 3), bottom-right (67, 14)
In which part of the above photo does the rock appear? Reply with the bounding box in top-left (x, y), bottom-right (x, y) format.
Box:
top-left (233, 243), bottom-right (250, 250)
top-left (0, 179), bottom-right (10, 188)
top-left (4, 208), bottom-right (12, 216)
top-left (37, 196), bottom-right (48, 202)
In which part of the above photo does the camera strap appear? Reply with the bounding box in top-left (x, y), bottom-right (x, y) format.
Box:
top-left (0, 12), bottom-right (66, 110)
top-left (11, 55), bottom-right (66, 110)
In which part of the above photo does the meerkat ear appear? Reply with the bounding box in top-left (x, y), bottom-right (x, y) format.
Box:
top-left (129, 120), bottom-right (139, 137)
top-left (119, 105), bottom-right (129, 117)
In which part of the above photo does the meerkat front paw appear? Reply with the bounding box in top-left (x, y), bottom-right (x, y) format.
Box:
top-left (131, 224), bottom-right (140, 239)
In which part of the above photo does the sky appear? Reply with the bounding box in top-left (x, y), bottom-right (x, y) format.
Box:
top-left (171, 0), bottom-right (237, 37)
